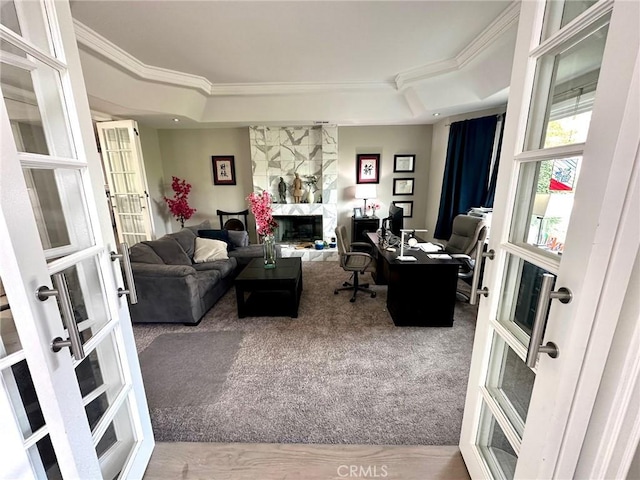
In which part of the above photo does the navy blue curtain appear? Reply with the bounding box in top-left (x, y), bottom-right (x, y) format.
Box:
top-left (434, 115), bottom-right (499, 240)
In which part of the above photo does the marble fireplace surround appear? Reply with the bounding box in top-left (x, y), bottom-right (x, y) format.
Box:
top-left (249, 125), bottom-right (338, 244)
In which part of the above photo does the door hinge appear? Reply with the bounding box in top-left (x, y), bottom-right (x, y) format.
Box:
top-left (134, 128), bottom-right (139, 136)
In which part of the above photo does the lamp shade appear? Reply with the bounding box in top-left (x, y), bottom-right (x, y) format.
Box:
top-left (355, 184), bottom-right (377, 199)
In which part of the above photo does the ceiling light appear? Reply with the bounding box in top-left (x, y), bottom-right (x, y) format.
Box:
top-left (172, 118), bottom-right (180, 122)
top-left (433, 113), bottom-right (441, 117)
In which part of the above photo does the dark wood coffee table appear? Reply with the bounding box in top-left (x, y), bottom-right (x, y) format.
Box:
top-left (234, 257), bottom-right (303, 318)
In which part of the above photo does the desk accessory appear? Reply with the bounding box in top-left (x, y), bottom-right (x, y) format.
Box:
top-left (397, 229), bottom-right (428, 261)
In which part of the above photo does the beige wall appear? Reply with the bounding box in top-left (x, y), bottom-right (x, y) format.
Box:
top-left (338, 125), bottom-right (432, 236)
top-left (148, 124), bottom-right (434, 240)
top-left (138, 125), bottom-right (170, 237)
top-left (157, 127), bottom-right (252, 233)
top-left (426, 106), bottom-right (507, 239)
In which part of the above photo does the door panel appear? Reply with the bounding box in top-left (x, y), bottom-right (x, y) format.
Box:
top-left (460, 1), bottom-right (639, 478)
top-left (97, 120), bottom-right (154, 245)
top-left (0, 1), bottom-right (153, 478)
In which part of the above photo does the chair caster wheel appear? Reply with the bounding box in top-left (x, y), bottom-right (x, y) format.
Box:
top-left (350, 297), bottom-right (356, 303)
top-left (371, 292), bottom-right (377, 298)
top-left (343, 282), bottom-right (350, 287)
top-left (334, 289), bottom-right (339, 295)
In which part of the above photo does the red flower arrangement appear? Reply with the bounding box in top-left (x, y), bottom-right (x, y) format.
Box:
top-left (247, 191), bottom-right (278, 236)
top-left (164, 176), bottom-right (196, 228)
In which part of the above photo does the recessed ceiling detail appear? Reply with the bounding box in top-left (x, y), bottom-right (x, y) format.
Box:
top-left (71, 1), bottom-right (520, 127)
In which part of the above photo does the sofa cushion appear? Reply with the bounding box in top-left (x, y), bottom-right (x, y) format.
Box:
top-left (195, 269), bottom-right (222, 298)
top-left (193, 258), bottom-right (237, 277)
top-left (198, 229), bottom-right (235, 251)
top-left (193, 238), bottom-right (229, 263)
top-left (129, 243), bottom-right (164, 264)
top-left (228, 244), bottom-right (265, 260)
top-left (227, 230), bottom-right (250, 248)
top-left (167, 228), bottom-right (197, 257)
top-left (143, 237), bottom-right (191, 265)
top-left (184, 220), bottom-right (212, 235)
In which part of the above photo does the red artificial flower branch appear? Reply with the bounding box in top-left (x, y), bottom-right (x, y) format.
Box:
top-left (247, 191), bottom-right (278, 237)
top-left (164, 176), bottom-right (196, 228)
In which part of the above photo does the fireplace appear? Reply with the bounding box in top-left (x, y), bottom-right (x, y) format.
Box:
top-left (274, 215), bottom-right (323, 243)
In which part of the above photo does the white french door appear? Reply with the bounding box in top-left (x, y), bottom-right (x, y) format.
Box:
top-left (0, 1), bottom-right (153, 479)
top-left (96, 120), bottom-right (155, 246)
top-left (460, 1), bottom-right (639, 479)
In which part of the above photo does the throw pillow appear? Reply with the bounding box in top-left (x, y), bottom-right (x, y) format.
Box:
top-left (129, 243), bottom-right (163, 264)
top-left (143, 237), bottom-right (191, 265)
top-left (198, 229), bottom-right (235, 251)
top-left (167, 228), bottom-right (197, 257)
top-left (193, 238), bottom-right (229, 263)
top-left (227, 230), bottom-right (249, 248)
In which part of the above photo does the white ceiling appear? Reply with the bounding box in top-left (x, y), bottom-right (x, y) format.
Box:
top-left (70, 0), bottom-right (519, 128)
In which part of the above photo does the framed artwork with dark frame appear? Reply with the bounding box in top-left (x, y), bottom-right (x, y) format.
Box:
top-left (356, 153), bottom-right (380, 184)
top-left (353, 207), bottom-right (363, 218)
top-left (212, 155), bottom-right (236, 185)
top-left (393, 201), bottom-right (414, 218)
top-left (393, 178), bottom-right (415, 196)
top-left (394, 154), bottom-right (415, 173)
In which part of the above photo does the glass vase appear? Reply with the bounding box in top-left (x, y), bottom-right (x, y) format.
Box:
top-left (263, 234), bottom-right (277, 269)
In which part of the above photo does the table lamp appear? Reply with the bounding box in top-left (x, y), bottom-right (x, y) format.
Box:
top-left (355, 184), bottom-right (377, 217)
top-left (397, 229), bottom-right (429, 261)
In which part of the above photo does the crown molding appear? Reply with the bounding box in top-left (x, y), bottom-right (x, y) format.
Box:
top-left (74, 19), bottom-right (213, 95)
top-left (74, 19), bottom-right (392, 97)
top-left (210, 81), bottom-right (393, 96)
top-left (395, 1), bottom-right (520, 90)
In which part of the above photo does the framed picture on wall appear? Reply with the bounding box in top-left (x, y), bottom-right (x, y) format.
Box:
top-left (394, 154), bottom-right (415, 173)
top-left (212, 155), bottom-right (236, 185)
top-left (393, 201), bottom-right (413, 218)
top-left (356, 153), bottom-right (380, 184)
top-left (393, 178), bottom-right (415, 195)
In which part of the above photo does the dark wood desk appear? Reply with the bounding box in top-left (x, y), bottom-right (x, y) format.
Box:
top-left (365, 232), bottom-right (460, 327)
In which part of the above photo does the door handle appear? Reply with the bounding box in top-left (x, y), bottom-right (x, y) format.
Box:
top-left (525, 273), bottom-right (572, 368)
top-left (110, 242), bottom-right (138, 304)
top-left (469, 239), bottom-right (495, 305)
top-left (36, 274), bottom-right (86, 360)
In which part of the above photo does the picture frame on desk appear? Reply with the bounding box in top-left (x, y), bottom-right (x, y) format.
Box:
top-left (353, 207), bottom-right (363, 218)
top-left (393, 178), bottom-right (414, 195)
top-left (393, 201), bottom-right (413, 217)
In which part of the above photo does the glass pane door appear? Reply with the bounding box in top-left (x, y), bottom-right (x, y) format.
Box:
top-left (97, 121), bottom-right (154, 245)
top-left (458, 0), bottom-right (639, 477)
top-left (0, 1), bottom-right (153, 478)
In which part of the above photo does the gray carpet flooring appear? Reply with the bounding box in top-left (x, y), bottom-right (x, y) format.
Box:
top-left (132, 261), bottom-right (477, 445)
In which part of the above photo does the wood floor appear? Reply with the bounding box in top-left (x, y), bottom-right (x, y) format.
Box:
top-left (143, 442), bottom-right (470, 480)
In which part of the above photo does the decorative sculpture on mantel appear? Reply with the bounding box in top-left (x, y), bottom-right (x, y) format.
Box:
top-left (292, 173), bottom-right (303, 203)
top-left (278, 177), bottom-right (287, 203)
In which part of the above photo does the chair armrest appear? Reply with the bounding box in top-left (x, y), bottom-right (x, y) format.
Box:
top-left (350, 241), bottom-right (373, 254)
top-left (450, 254), bottom-right (474, 274)
top-left (344, 251), bottom-right (374, 272)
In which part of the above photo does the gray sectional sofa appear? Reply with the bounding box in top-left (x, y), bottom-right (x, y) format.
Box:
top-left (128, 221), bottom-right (279, 325)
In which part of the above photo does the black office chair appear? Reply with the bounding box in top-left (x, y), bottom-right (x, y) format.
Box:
top-left (334, 225), bottom-right (377, 302)
top-left (437, 215), bottom-right (488, 302)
